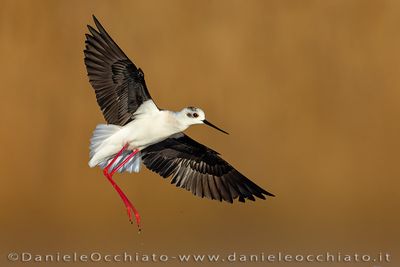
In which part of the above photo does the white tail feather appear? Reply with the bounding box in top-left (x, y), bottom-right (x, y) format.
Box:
top-left (88, 124), bottom-right (142, 173)
top-left (89, 124), bottom-right (121, 158)
top-left (98, 151), bottom-right (142, 173)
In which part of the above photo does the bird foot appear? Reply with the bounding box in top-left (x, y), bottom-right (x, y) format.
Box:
top-left (103, 169), bottom-right (141, 230)
top-left (123, 193), bottom-right (141, 230)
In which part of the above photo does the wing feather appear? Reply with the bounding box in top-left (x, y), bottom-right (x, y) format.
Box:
top-left (84, 15), bottom-right (153, 126)
top-left (142, 135), bottom-right (274, 203)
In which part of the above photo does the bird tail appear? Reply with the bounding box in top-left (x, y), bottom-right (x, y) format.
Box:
top-left (88, 124), bottom-right (142, 173)
top-left (97, 150), bottom-right (142, 173)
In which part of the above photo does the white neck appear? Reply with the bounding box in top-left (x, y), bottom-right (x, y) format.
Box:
top-left (170, 110), bottom-right (192, 132)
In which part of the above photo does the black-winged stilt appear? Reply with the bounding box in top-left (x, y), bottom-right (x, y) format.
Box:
top-left (84, 15), bottom-right (274, 231)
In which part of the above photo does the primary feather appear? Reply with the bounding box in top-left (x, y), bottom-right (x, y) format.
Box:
top-left (84, 15), bottom-right (152, 126)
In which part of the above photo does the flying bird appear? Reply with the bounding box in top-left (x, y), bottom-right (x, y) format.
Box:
top-left (84, 15), bottom-right (274, 230)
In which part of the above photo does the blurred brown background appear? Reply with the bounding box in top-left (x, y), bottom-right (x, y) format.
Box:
top-left (0, 0), bottom-right (399, 266)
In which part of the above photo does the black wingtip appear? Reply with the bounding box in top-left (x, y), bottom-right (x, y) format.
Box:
top-left (92, 15), bottom-right (106, 34)
top-left (89, 15), bottom-right (104, 34)
top-left (90, 15), bottom-right (100, 30)
top-left (92, 14), bottom-right (98, 23)
top-left (86, 24), bottom-right (97, 35)
top-left (264, 191), bottom-right (275, 197)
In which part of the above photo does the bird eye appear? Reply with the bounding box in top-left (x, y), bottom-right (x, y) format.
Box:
top-left (193, 113), bottom-right (199, 118)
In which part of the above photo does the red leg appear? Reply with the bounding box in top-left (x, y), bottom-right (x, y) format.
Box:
top-left (103, 143), bottom-right (129, 174)
top-left (110, 149), bottom-right (139, 176)
top-left (103, 145), bottom-right (141, 231)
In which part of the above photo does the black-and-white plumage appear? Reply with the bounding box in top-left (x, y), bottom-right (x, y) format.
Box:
top-left (84, 15), bottom-right (274, 227)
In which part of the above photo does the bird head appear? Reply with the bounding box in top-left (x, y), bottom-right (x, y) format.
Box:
top-left (178, 107), bottom-right (228, 134)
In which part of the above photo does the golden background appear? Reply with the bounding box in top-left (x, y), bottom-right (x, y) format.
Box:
top-left (1, 0), bottom-right (399, 266)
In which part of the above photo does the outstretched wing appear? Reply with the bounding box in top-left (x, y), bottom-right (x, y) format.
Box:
top-left (142, 134), bottom-right (274, 203)
top-left (84, 15), bottom-right (153, 126)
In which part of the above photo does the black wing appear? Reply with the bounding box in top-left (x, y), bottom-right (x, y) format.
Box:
top-left (142, 134), bottom-right (275, 203)
top-left (84, 15), bottom-right (153, 126)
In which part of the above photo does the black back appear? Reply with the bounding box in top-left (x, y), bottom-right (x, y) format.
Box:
top-left (84, 15), bottom-right (152, 126)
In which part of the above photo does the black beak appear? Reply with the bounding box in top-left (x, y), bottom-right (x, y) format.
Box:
top-left (203, 120), bottom-right (229, 135)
